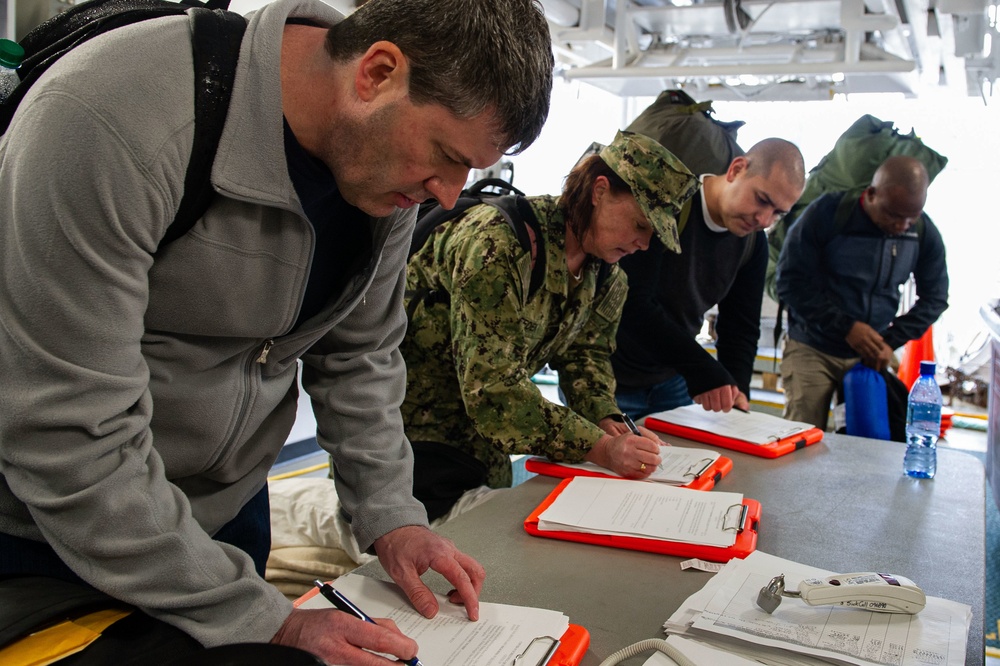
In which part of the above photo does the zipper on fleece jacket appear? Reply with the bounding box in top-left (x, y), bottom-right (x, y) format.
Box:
top-left (256, 339), bottom-right (274, 364)
top-left (866, 237), bottom-right (889, 323)
top-left (884, 242), bottom-right (897, 289)
top-left (215, 347), bottom-right (262, 469)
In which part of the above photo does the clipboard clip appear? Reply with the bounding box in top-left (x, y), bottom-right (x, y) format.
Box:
top-left (513, 635), bottom-right (561, 666)
top-left (767, 427), bottom-right (807, 442)
top-left (682, 457), bottom-right (715, 479)
top-left (721, 503), bottom-right (749, 533)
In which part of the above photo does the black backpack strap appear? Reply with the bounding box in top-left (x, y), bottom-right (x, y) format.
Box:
top-left (772, 299), bottom-right (784, 374)
top-left (467, 178), bottom-right (525, 197)
top-left (499, 195), bottom-right (546, 299)
top-left (1, 0), bottom-right (193, 133)
top-left (405, 192), bottom-right (546, 319)
top-left (738, 227), bottom-right (757, 268)
top-left (831, 187), bottom-right (867, 237)
top-left (409, 195), bottom-right (478, 259)
top-left (159, 7), bottom-right (246, 249)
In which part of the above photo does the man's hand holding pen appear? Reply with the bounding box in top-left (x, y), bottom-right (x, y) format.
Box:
top-left (272, 526), bottom-right (484, 665)
top-left (272, 606), bottom-right (419, 665)
top-left (589, 414), bottom-right (664, 478)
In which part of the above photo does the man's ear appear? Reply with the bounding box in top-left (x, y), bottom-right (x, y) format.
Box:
top-left (726, 155), bottom-right (749, 182)
top-left (354, 40), bottom-right (409, 102)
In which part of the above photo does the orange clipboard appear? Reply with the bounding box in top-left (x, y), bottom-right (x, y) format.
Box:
top-left (515, 624), bottom-right (590, 666)
top-left (523, 455), bottom-right (733, 491)
top-left (644, 414), bottom-right (824, 458)
top-left (548, 623), bottom-right (590, 666)
top-left (524, 478), bottom-right (761, 562)
top-left (295, 585), bottom-right (591, 666)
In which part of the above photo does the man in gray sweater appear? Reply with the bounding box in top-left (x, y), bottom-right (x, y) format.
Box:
top-left (0, 0), bottom-right (553, 662)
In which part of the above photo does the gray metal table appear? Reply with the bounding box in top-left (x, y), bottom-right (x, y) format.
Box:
top-left (358, 433), bottom-right (985, 665)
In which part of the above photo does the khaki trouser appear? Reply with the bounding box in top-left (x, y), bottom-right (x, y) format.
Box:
top-left (781, 338), bottom-right (860, 430)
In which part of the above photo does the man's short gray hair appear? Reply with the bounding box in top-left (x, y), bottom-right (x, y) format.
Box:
top-left (326, 0), bottom-right (554, 155)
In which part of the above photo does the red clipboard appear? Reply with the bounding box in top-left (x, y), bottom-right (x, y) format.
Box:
top-left (644, 414), bottom-right (824, 458)
top-left (549, 623), bottom-right (590, 666)
top-left (523, 455), bottom-right (733, 491)
top-left (295, 585), bottom-right (590, 665)
top-left (524, 478), bottom-right (760, 562)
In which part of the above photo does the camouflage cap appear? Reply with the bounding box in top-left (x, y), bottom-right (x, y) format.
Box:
top-left (599, 130), bottom-right (699, 253)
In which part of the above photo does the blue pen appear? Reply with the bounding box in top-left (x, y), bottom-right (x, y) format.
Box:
top-left (313, 580), bottom-right (425, 666)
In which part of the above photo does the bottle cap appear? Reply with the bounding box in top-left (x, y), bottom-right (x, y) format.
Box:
top-left (919, 360), bottom-right (935, 376)
top-left (0, 39), bottom-right (25, 69)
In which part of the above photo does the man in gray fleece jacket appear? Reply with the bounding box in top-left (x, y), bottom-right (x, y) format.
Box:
top-left (0, 0), bottom-right (553, 662)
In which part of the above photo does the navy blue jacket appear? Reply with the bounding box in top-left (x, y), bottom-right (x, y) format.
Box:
top-left (776, 191), bottom-right (949, 358)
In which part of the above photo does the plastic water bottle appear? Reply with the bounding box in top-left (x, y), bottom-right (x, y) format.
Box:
top-left (0, 38), bottom-right (25, 104)
top-left (903, 361), bottom-right (941, 479)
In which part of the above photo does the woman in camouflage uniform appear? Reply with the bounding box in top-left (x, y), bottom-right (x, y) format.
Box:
top-left (401, 131), bottom-right (699, 521)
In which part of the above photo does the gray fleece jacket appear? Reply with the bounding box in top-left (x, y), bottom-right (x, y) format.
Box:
top-left (0, 0), bottom-right (427, 647)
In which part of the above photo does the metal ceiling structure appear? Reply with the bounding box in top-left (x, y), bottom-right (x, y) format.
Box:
top-left (4, 0), bottom-right (996, 102)
top-left (540, 0), bottom-right (1000, 101)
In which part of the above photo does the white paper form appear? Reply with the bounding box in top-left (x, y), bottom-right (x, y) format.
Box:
top-left (536, 477), bottom-right (743, 548)
top-left (544, 445), bottom-right (720, 485)
top-left (641, 636), bottom-right (763, 665)
top-left (665, 551), bottom-right (972, 666)
top-left (649, 405), bottom-right (815, 445)
top-left (300, 574), bottom-right (569, 666)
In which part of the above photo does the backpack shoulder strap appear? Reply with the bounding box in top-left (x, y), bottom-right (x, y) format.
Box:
top-left (495, 194), bottom-right (547, 299)
top-left (408, 179), bottom-right (526, 259)
top-left (738, 229), bottom-right (757, 268)
top-left (831, 187), bottom-right (866, 236)
top-left (913, 214), bottom-right (926, 241)
top-left (1, 0), bottom-right (196, 134)
top-left (405, 190), bottom-right (547, 320)
top-left (158, 7), bottom-right (246, 249)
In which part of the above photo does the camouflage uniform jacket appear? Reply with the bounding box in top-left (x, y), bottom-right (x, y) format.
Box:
top-left (401, 195), bottom-right (628, 488)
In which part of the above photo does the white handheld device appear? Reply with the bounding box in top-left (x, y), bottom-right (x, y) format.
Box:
top-left (756, 572), bottom-right (926, 614)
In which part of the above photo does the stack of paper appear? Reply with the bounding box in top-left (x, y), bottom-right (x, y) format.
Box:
top-left (651, 405), bottom-right (815, 445)
top-left (663, 551), bottom-right (972, 666)
top-left (300, 574), bottom-right (569, 666)
top-left (544, 445), bottom-right (721, 485)
top-left (641, 636), bottom-right (763, 665)
top-left (537, 476), bottom-right (744, 548)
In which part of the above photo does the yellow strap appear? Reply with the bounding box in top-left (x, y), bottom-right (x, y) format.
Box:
top-left (0, 608), bottom-right (131, 666)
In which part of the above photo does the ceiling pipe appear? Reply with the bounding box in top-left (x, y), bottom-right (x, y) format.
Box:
top-left (562, 56), bottom-right (914, 80)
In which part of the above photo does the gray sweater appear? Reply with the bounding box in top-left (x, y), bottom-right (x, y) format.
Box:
top-left (0, 0), bottom-right (427, 647)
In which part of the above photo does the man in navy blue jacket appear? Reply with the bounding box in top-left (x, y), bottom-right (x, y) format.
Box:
top-left (776, 156), bottom-right (949, 430)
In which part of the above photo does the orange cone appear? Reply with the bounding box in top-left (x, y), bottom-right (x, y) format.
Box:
top-left (897, 326), bottom-right (935, 391)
